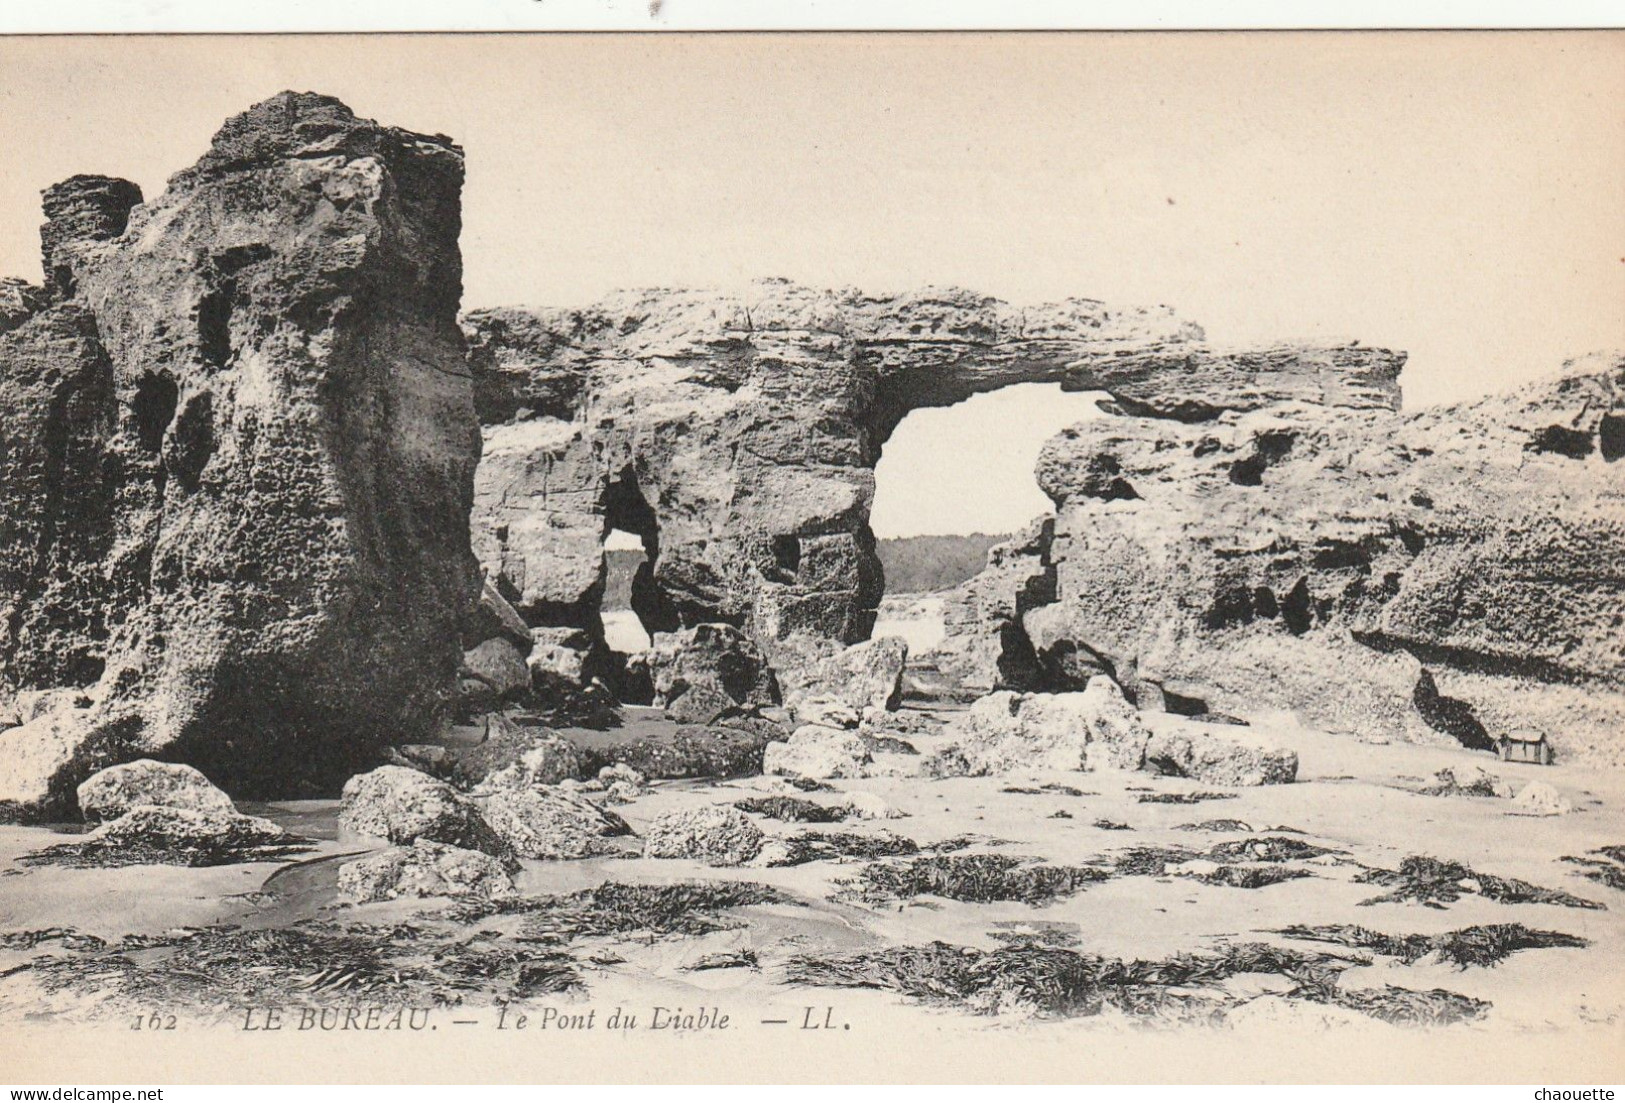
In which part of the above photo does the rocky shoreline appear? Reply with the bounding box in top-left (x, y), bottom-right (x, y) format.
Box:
top-left (1, 92), bottom-right (1622, 1033)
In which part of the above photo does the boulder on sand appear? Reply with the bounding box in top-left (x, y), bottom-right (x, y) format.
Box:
top-left (0, 705), bottom-right (138, 822)
top-left (1144, 723), bottom-right (1298, 786)
top-left (643, 805), bottom-right (764, 866)
top-left (338, 839), bottom-right (515, 903)
top-left (1428, 763), bottom-right (1514, 799)
top-left (762, 725), bottom-right (873, 780)
top-left (460, 638), bottom-right (532, 709)
top-left (89, 805), bottom-right (291, 851)
top-left (950, 676), bottom-right (1151, 775)
top-left (638, 624), bottom-right (780, 725)
top-left (1509, 781), bottom-right (1572, 816)
top-left (461, 723), bottom-right (585, 791)
top-left (787, 694), bottom-right (861, 730)
top-left (77, 759), bottom-right (235, 821)
top-left (790, 637), bottom-right (909, 713)
top-left (339, 765), bottom-right (513, 861)
top-left (581, 724), bottom-right (772, 780)
top-left (479, 787), bottom-right (633, 859)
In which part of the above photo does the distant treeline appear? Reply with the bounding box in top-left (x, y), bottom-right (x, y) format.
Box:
top-left (600, 533), bottom-right (1006, 611)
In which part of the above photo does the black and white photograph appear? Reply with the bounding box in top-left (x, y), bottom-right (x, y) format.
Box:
top-left (0, 18), bottom-right (1621, 1088)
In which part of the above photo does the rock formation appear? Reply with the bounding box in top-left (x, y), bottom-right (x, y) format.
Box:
top-left (0, 92), bottom-right (481, 818)
top-left (941, 351), bottom-right (1625, 763)
top-left (464, 280), bottom-right (1403, 679)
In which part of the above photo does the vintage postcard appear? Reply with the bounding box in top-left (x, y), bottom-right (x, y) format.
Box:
top-left (0, 26), bottom-right (1622, 1086)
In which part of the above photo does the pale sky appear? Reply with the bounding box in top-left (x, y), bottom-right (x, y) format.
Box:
top-left (1, 33), bottom-right (1620, 536)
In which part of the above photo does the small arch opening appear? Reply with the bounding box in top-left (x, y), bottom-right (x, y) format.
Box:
top-left (600, 527), bottom-right (652, 653)
top-left (870, 382), bottom-right (1108, 653)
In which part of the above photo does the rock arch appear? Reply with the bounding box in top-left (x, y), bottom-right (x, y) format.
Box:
top-left (463, 279), bottom-right (1405, 673)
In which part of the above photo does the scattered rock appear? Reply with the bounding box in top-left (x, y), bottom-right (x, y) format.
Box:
top-left (76, 760), bottom-right (235, 822)
top-left (527, 626), bottom-right (607, 688)
top-left (97, 805), bottom-right (287, 847)
top-left (787, 694), bottom-right (862, 730)
top-left (839, 791), bottom-right (909, 820)
top-left (0, 706), bottom-right (137, 822)
top-left (456, 721), bottom-right (585, 790)
top-left (643, 805), bottom-right (765, 866)
top-left (338, 839), bottom-right (515, 903)
top-left (949, 677), bottom-right (1151, 775)
top-left (795, 637), bottom-right (909, 712)
top-left (582, 724), bottom-right (772, 780)
top-left (460, 638), bottom-right (532, 710)
top-left (639, 625), bottom-right (779, 724)
top-left (19, 804), bottom-right (309, 868)
top-left (1510, 781), bottom-right (1572, 817)
top-left (1074, 677), bottom-right (1153, 770)
top-left (603, 780), bottom-right (643, 804)
top-left (763, 725), bottom-right (872, 779)
top-left (339, 766), bottom-right (513, 861)
top-left (1144, 725), bottom-right (1298, 786)
top-left (664, 684), bottom-right (740, 726)
top-left (465, 578), bottom-right (534, 652)
top-left (479, 787), bottom-right (633, 859)
top-left (860, 706), bottom-right (937, 736)
top-left (920, 742), bottom-right (974, 779)
top-left (1427, 764), bottom-right (1514, 799)
top-left (597, 763), bottom-right (648, 789)
top-left (858, 731), bottom-right (919, 756)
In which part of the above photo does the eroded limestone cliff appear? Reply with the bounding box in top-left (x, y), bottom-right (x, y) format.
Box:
top-left (936, 352), bottom-right (1625, 762)
top-left (464, 279), bottom-right (1403, 677)
top-left (0, 93), bottom-right (481, 817)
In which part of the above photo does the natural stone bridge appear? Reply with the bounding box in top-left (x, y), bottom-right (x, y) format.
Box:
top-left (464, 280), bottom-right (1405, 669)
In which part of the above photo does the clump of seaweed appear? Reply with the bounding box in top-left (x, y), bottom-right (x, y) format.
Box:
top-left (767, 831), bottom-right (920, 867)
top-left (1136, 791), bottom-right (1237, 805)
top-left (1274, 922), bottom-right (1589, 968)
top-left (1111, 846), bottom-right (1201, 877)
top-left (1296, 981), bottom-right (1490, 1026)
top-left (17, 919), bottom-right (583, 1012)
top-left (0, 929), bottom-right (79, 950)
top-left (1561, 847), bottom-right (1625, 892)
top-left (449, 880), bottom-right (796, 937)
top-left (4, 881), bottom-right (803, 1019)
top-left (985, 925), bottom-right (1082, 949)
top-left (734, 795), bottom-right (848, 823)
top-left (1207, 836), bottom-right (1335, 863)
top-left (1042, 783), bottom-right (1089, 797)
top-left (1191, 866), bottom-right (1312, 889)
top-left (848, 854), bottom-right (1109, 906)
top-left (20, 826), bottom-right (314, 869)
top-left (1093, 819), bottom-right (1132, 831)
top-left (682, 949), bottom-right (760, 972)
top-left (782, 937), bottom-right (1481, 1026)
top-left (782, 777), bottom-right (835, 792)
top-left (1174, 819), bottom-right (1253, 832)
top-left (928, 833), bottom-right (1012, 853)
top-left (1354, 856), bottom-right (1605, 911)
